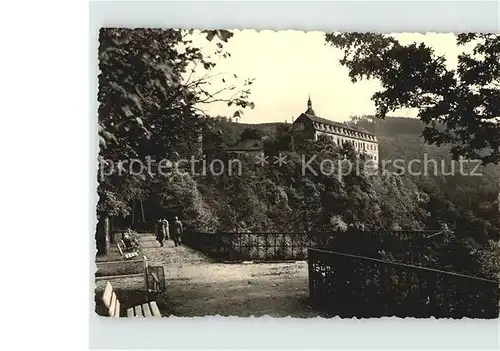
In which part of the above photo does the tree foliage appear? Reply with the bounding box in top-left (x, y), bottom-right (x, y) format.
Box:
top-left (325, 33), bottom-right (500, 165)
top-left (348, 115), bottom-right (500, 243)
top-left (97, 28), bottom-right (253, 217)
top-left (239, 127), bottom-right (263, 141)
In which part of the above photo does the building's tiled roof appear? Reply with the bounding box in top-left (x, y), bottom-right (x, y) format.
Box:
top-left (301, 113), bottom-right (376, 137)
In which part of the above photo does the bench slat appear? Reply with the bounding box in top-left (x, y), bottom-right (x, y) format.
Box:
top-left (102, 281), bottom-right (159, 319)
top-left (127, 307), bottom-right (134, 317)
top-left (108, 292), bottom-right (117, 316)
top-left (134, 305), bottom-right (143, 317)
top-left (142, 303), bottom-right (152, 317)
top-left (149, 302), bottom-right (161, 317)
top-left (113, 298), bottom-right (120, 317)
top-left (124, 251), bottom-right (138, 260)
top-left (117, 243), bottom-right (124, 256)
top-left (102, 282), bottom-right (113, 309)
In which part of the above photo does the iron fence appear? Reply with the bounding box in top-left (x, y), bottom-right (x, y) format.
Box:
top-left (183, 231), bottom-right (331, 261)
top-left (307, 248), bottom-right (500, 318)
top-left (183, 230), bottom-right (441, 262)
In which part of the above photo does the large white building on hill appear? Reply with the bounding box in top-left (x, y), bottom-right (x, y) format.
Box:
top-left (291, 97), bottom-right (379, 162)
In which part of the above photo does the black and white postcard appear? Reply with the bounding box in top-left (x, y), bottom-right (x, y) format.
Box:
top-left (94, 28), bottom-right (500, 319)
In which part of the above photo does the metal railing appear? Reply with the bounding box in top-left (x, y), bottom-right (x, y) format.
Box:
top-left (307, 248), bottom-right (500, 318)
top-left (182, 230), bottom-right (441, 262)
top-left (183, 231), bottom-right (332, 261)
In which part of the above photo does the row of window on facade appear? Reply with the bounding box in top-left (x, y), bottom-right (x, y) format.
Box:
top-left (334, 135), bottom-right (378, 161)
top-left (313, 122), bottom-right (376, 141)
top-left (318, 133), bottom-right (378, 151)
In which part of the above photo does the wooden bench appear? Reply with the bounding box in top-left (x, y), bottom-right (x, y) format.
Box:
top-left (117, 241), bottom-right (138, 260)
top-left (102, 281), bottom-right (161, 318)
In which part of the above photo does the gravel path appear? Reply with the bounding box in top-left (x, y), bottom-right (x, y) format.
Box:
top-left (95, 233), bottom-right (325, 317)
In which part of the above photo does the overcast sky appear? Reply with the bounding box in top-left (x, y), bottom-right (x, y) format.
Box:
top-left (188, 31), bottom-right (459, 124)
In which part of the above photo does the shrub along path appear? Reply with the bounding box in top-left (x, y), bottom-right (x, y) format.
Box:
top-left (95, 233), bottom-right (325, 317)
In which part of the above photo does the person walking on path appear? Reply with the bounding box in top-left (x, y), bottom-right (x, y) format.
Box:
top-left (172, 216), bottom-right (183, 247)
top-left (162, 218), bottom-right (170, 241)
top-left (155, 219), bottom-right (165, 247)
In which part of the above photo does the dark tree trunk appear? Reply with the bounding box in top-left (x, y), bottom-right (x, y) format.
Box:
top-left (96, 214), bottom-right (110, 256)
top-left (109, 216), bottom-right (116, 244)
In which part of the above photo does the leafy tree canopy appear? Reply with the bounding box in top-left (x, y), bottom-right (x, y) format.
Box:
top-left (325, 33), bottom-right (500, 165)
top-left (240, 127), bottom-right (263, 141)
top-left (97, 28), bottom-right (254, 216)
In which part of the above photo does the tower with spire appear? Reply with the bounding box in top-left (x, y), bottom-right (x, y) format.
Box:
top-left (291, 94), bottom-right (379, 165)
top-left (305, 94), bottom-right (315, 116)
